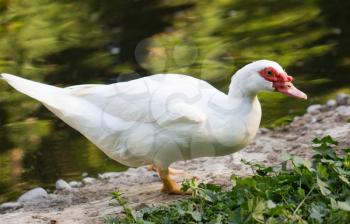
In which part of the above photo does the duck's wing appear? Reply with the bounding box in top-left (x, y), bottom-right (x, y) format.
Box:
top-left (63, 74), bottom-right (209, 127)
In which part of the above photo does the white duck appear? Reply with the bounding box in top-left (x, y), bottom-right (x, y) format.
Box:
top-left (1, 60), bottom-right (306, 194)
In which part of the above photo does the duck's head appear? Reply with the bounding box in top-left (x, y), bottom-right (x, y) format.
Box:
top-left (230, 60), bottom-right (307, 100)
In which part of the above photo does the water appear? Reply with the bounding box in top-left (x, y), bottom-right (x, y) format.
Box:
top-left (0, 0), bottom-right (350, 203)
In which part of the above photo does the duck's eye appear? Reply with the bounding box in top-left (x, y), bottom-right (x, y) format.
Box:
top-left (267, 70), bottom-right (273, 76)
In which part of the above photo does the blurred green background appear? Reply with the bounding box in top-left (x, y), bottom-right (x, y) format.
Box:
top-left (0, 0), bottom-right (350, 203)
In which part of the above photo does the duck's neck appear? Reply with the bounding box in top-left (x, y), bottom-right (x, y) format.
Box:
top-left (227, 72), bottom-right (262, 131)
top-left (228, 73), bottom-right (258, 101)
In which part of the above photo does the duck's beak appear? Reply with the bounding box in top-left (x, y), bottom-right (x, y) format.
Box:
top-left (273, 81), bottom-right (307, 100)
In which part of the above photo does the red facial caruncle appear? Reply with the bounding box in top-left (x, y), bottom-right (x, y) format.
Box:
top-left (258, 66), bottom-right (307, 100)
top-left (259, 66), bottom-right (293, 83)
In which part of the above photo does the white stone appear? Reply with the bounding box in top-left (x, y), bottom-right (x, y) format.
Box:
top-left (326, 99), bottom-right (337, 108)
top-left (55, 179), bottom-right (71, 190)
top-left (17, 187), bottom-right (47, 203)
top-left (307, 104), bottom-right (322, 115)
top-left (68, 181), bottom-right (82, 188)
top-left (82, 177), bottom-right (96, 185)
top-left (311, 117), bottom-right (317, 123)
top-left (98, 172), bottom-right (120, 179)
top-left (336, 93), bottom-right (350, 105)
top-left (336, 106), bottom-right (350, 117)
top-left (0, 202), bottom-right (22, 211)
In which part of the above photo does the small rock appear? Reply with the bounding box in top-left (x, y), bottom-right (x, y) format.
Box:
top-left (326, 99), bottom-right (337, 108)
top-left (0, 202), bottom-right (23, 212)
top-left (266, 154), bottom-right (277, 162)
top-left (286, 135), bottom-right (298, 141)
top-left (293, 116), bottom-right (300, 122)
top-left (307, 104), bottom-right (322, 115)
top-left (127, 168), bottom-right (138, 174)
top-left (18, 187), bottom-right (48, 203)
top-left (315, 130), bottom-right (323, 135)
top-left (82, 177), bottom-right (96, 185)
top-left (311, 117), bottom-right (317, 123)
top-left (336, 106), bottom-right (350, 117)
top-left (88, 211), bottom-right (99, 217)
top-left (134, 202), bottom-right (149, 210)
top-left (259, 128), bottom-right (270, 134)
top-left (336, 93), bottom-right (350, 105)
top-left (98, 172), bottom-right (120, 179)
top-left (82, 172), bottom-right (88, 177)
top-left (55, 179), bottom-right (71, 190)
top-left (68, 181), bottom-right (82, 188)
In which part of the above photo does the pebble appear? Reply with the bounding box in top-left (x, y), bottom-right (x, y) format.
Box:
top-left (326, 99), bottom-right (337, 108)
top-left (17, 188), bottom-right (48, 203)
top-left (336, 106), bottom-right (350, 117)
top-left (68, 181), bottom-right (82, 188)
top-left (82, 177), bottom-right (96, 185)
top-left (301, 130), bottom-right (307, 136)
top-left (293, 116), bottom-right (300, 122)
top-left (55, 179), bottom-right (71, 190)
top-left (98, 172), bottom-right (120, 179)
top-left (266, 154), bottom-right (277, 162)
top-left (336, 93), bottom-right (349, 105)
top-left (311, 117), bottom-right (317, 123)
top-left (0, 202), bottom-right (23, 212)
top-left (307, 104), bottom-right (322, 115)
top-left (259, 128), bottom-right (270, 134)
top-left (315, 130), bottom-right (323, 135)
top-left (87, 211), bottom-right (99, 217)
top-left (286, 135), bottom-right (298, 141)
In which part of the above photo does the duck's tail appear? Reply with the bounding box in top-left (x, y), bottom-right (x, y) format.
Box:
top-left (1, 73), bottom-right (121, 152)
top-left (1, 73), bottom-right (64, 101)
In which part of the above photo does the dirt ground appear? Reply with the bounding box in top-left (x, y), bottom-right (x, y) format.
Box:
top-left (1, 96), bottom-right (350, 224)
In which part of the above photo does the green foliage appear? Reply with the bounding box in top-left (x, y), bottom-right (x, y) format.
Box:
top-left (108, 136), bottom-right (350, 223)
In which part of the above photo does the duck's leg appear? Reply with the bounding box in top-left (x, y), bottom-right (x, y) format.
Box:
top-left (158, 167), bottom-right (187, 194)
top-left (147, 164), bottom-right (184, 175)
top-left (147, 164), bottom-right (156, 172)
top-left (169, 167), bottom-right (185, 175)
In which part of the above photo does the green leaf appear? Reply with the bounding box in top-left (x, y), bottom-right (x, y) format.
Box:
top-left (231, 175), bottom-right (237, 187)
top-left (337, 199), bottom-right (350, 211)
top-left (339, 175), bottom-right (350, 186)
top-left (297, 187), bottom-right (305, 198)
top-left (312, 135), bottom-right (338, 145)
top-left (248, 199), bottom-right (266, 223)
top-left (316, 163), bottom-right (329, 179)
top-left (266, 200), bottom-right (276, 209)
top-left (317, 177), bottom-right (331, 196)
top-left (309, 203), bottom-right (328, 223)
top-left (330, 198), bottom-right (338, 209)
top-left (189, 211), bottom-right (202, 221)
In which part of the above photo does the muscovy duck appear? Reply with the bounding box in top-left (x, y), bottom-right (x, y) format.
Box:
top-left (1, 60), bottom-right (307, 194)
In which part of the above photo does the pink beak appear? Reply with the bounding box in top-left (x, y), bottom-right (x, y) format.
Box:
top-left (273, 82), bottom-right (307, 100)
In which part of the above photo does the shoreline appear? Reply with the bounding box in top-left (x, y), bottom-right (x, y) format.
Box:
top-left (0, 94), bottom-right (350, 223)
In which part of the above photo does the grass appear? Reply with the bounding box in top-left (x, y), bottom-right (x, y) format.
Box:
top-left (106, 136), bottom-right (350, 224)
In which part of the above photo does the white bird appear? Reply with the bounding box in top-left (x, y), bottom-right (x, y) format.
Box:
top-left (1, 60), bottom-right (306, 194)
